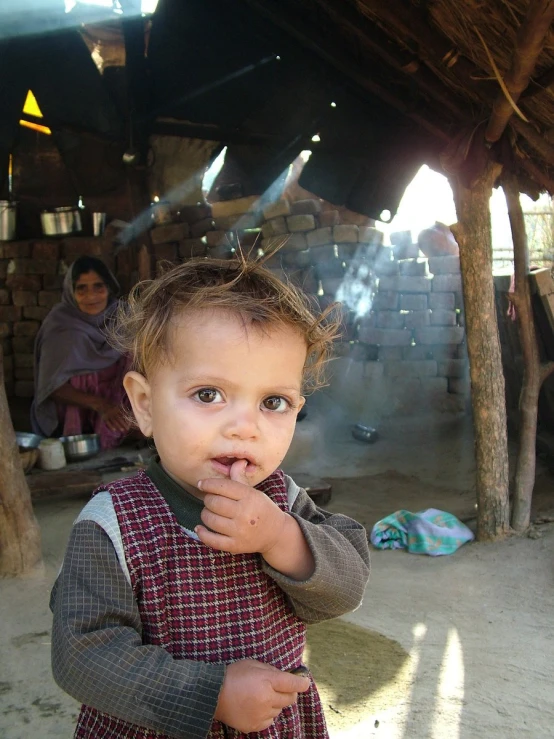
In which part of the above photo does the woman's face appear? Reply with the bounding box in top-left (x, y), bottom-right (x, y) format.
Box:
top-left (74, 270), bottom-right (109, 315)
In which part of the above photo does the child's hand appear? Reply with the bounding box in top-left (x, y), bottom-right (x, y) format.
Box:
top-left (195, 460), bottom-right (287, 555)
top-left (214, 659), bottom-right (310, 733)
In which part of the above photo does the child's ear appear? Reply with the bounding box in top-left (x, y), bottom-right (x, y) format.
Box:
top-left (123, 371), bottom-right (153, 437)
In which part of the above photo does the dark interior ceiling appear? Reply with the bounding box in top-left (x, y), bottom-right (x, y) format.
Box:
top-left (1, 0), bottom-right (553, 219)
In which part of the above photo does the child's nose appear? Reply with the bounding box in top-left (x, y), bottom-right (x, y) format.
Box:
top-left (224, 406), bottom-right (259, 440)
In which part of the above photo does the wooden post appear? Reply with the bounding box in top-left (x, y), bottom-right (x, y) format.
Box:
top-left (504, 173), bottom-right (554, 532)
top-left (0, 347), bottom-right (42, 576)
top-left (450, 161), bottom-right (510, 541)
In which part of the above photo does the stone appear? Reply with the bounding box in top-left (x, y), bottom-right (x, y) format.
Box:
top-left (357, 327), bottom-right (412, 346)
top-left (400, 294), bottom-right (428, 311)
top-left (62, 238), bottom-right (104, 257)
top-left (12, 291), bottom-right (36, 307)
top-left (31, 241), bottom-right (60, 260)
top-left (23, 306), bottom-right (50, 320)
top-left (8, 258), bottom-right (57, 275)
top-left (333, 225), bottom-right (359, 243)
top-left (211, 196), bottom-right (259, 218)
top-left (281, 249), bottom-right (311, 268)
top-left (179, 204), bottom-right (212, 224)
top-left (377, 311), bottom-right (404, 329)
top-left (14, 321), bottom-right (39, 337)
top-left (384, 360), bottom-right (438, 378)
top-left (153, 244), bottom-right (179, 261)
top-left (306, 227), bottom-right (333, 248)
top-left (457, 343), bottom-right (469, 359)
top-left (276, 233), bottom-right (307, 252)
top-left (317, 260), bottom-right (345, 278)
top-left (261, 217), bottom-right (288, 238)
top-left (375, 260), bottom-right (399, 276)
top-left (190, 217), bottom-right (215, 238)
top-left (432, 274), bottom-right (463, 293)
top-left (42, 275), bottom-right (65, 289)
top-left (393, 243), bottom-right (420, 260)
top-left (309, 244), bottom-right (337, 264)
top-left (38, 290), bottom-right (62, 308)
top-left (262, 199), bottom-right (291, 220)
top-left (0, 323), bottom-right (11, 340)
top-left (179, 239), bottom-right (207, 259)
top-left (449, 377), bottom-right (470, 394)
top-left (438, 359), bottom-right (469, 378)
top-left (205, 230), bottom-right (231, 247)
top-left (287, 214), bottom-right (316, 232)
top-left (415, 327), bottom-right (465, 345)
top-left (150, 223), bottom-right (190, 245)
top-left (0, 289), bottom-right (9, 305)
top-left (404, 311), bottom-right (431, 330)
top-left (5, 274), bottom-right (42, 290)
top-left (398, 259), bottom-right (428, 276)
top-left (430, 309), bottom-right (457, 326)
top-left (290, 199), bottom-right (322, 216)
top-left (379, 276), bottom-right (432, 293)
top-left (373, 291), bottom-right (399, 311)
top-left (358, 227), bottom-right (384, 245)
top-left (378, 346), bottom-right (403, 360)
top-left (429, 256), bottom-right (461, 274)
top-left (213, 213), bottom-right (261, 231)
top-left (317, 210), bottom-right (340, 227)
top-left (0, 241), bottom-right (31, 258)
top-left (402, 345), bottom-right (434, 360)
top-left (429, 292), bottom-right (455, 310)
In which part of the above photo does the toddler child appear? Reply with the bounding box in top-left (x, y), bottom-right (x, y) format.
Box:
top-left (50, 257), bottom-right (371, 738)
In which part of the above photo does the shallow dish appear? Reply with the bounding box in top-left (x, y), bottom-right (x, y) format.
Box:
top-left (59, 434), bottom-right (101, 462)
top-left (15, 431), bottom-right (43, 449)
top-left (351, 424), bottom-right (379, 444)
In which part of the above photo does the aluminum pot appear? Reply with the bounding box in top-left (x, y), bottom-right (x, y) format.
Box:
top-left (60, 433), bottom-right (100, 462)
top-left (0, 200), bottom-right (17, 241)
top-left (41, 206), bottom-right (82, 236)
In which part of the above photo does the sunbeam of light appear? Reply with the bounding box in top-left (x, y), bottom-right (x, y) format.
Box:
top-left (430, 627), bottom-right (465, 739)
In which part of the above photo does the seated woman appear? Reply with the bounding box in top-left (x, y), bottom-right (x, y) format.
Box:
top-left (31, 256), bottom-right (131, 449)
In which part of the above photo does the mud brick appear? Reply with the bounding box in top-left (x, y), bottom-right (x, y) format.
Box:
top-left (179, 204), bottom-right (212, 224)
top-left (38, 290), bottom-right (62, 308)
top-left (4, 380), bottom-right (14, 396)
top-left (335, 243), bottom-right (358, 261)
top-left (317, 260), bottom-right (345, 279)
top-left (15, 366), bottom-right (34, 380)
top-left (205, 230), bottom-right (233, 248)
top-left (12, 336), bottom-right (35, 353)
top-left (432, 274), bottom-right (462, 293)
top-left (281, 249), bottom-right (311, 268)
top-left (307, 227), bottom-right (333, 248)
top-left (3, 355), bottom-right (13, 373)
top-left (375, 260), bottom-right (399, 276)
top-left (333, 225), bottom-right (358, 243)
top-left (400, 294), bottom-right (428, 311)
top-left (287, 214), bottom-right (316, 232)
top-left (31, 241), bottom-right (60, 260)
top-left (8, 258), bottom-right (57, 275)
top-left (0, 241), bottom-right (31, 258)
top-left (309, 244), bottom-right (337, 264)
top-left (430, 309), bottom-right (457, 326)
top-left (429, 344), bottom-right (459, 360)
top-left (374, 291), bottom-right (399, 311)
top-left (438, 359), bottom-right (468, 378)
top-left (213, 213), bottom-right (261, 231)
top-left (260, 236), bottom-right (287, 254)
top-left (62, 238), bottom-right (103, 258)
top-left (0, 322), bottom-right (11, 339)
top-left (390, 231), bottom-right (412, 247)
top-left (0, 260), bottom-right (8, 279)
top-left (262, 199), bottom-right (291, 220)
top-left (398, 259), bottom-right (428, 276)
top-left (358, 227), bottom-right (384, 245)
top-left (415, 327), bottom-right (465, 345)
top-left (357, 326), bottom-right (412, 346)
top-left (378, 346), bottom-right (403, 360)
top-left (457, 343), bottom-right (468, 359)
top-left (0, 306), bottom-right (21, 321)
top-left (179, 239), bottom-right (206, 259)
top-left (0, 289), bottom-right (9, 305)
top-left (429, 256), bottom-right (460, 274)
top-left (190, 217), bottom-right (215, 238)
top-left (321, 277), bottom-right (343, 295)
top-left (23, 306), bottom-right (50, 321)
top-left (14, 321), bottom-right (39, 337)
top-left (2, 339), bottom-right (12, 355)
top-left (277, 233), bottom-right (307, 252)
top-left (317, 210), bottom-right (340, 227)
top-left (261, 217), bottom-right (288, 238)
top-left (357, 244), bottom-right (379, 260)
top-left (375, 245), bottom-right (393, 264)
top-left (449, 377), bottom-right (470, 394)
top-left (420, 377), bottom-right (448, 395)
top-left (348, 343), bottom-right (378, 361)
top-left (150, 223), bottom-right (189, 245)
top-left (384, 360), bottom-right (438, 378)
top-left (290, 199), bottom-right (321, 216)
top-left (359, 313), bottom-right (377, 331)
top-left (377, 311), bottom-right (404, 329)
top-left (6, 274), bottom-right (41, 291)
top-left (12, 289), bottom-right (36, 307)
top-left (393, 243), bottom-right (420, 260)
top-left (15, 380), bottom-right (34, 398)
top-left (455, 292), bottom-right (464, 309)
top-left (429, 292), bottom-right (455, 310)
top-left (404, 311), bottom-right (430, 330)
top-left (211, 196), bottom-right (259, 218)
top-left (379, 276), bottom-right (432, 293)
top-left (14, 353), bottom-right (33, 368)
top-left (402, 345), bottom-right (434, 360)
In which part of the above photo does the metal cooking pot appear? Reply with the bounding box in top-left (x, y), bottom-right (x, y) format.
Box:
top-left (41, 206), bottom-right (82, 236)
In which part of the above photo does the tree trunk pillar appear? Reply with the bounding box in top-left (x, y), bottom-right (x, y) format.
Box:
top-left (0, 347), bottom-right (42, 576)
top-left (451, 162), bottom-right (510, 540)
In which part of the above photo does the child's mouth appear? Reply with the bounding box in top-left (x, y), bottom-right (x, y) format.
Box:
top-left (211, 456), bottom-right (253, 476)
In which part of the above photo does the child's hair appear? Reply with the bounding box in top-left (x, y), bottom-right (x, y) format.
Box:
top-left (110, 257), bottom-right (341, 392)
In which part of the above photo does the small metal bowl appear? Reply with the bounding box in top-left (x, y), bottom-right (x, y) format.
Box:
top-left (15, 431), bottom-right (44, 449)
top-left (60, 434), bottom-right (101, 462)
top-left (351, 424), bottom-right (379, 444)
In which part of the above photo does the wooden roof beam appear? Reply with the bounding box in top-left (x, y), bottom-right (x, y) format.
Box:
top-left (485, 0), bottom-right (554, 144)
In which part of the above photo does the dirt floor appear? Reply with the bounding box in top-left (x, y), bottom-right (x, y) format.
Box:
top-left (1, 394), bottom-right (554, 738)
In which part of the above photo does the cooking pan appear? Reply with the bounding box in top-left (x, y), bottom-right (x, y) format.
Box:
top-left (41, 206), bottom-right (82, 236)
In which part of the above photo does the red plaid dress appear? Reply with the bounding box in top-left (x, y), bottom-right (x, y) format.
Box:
top-left (75, 469), bottom-right (328, 739)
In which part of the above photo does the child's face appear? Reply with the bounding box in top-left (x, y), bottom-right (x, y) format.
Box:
top-left (125, 309), bottom-right (307, 498)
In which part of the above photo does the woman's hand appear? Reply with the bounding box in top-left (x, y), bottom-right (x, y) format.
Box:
top-left (97, 402), bottom-right (131, 433)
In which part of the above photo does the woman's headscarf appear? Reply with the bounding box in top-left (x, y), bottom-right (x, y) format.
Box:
top-left (31, 257), bottom-right (123, 437)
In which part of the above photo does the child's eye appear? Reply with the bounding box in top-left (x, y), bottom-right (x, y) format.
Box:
top-left (195, 388), bottom-right (222, 404)
top-left (262, 396), bottom-right (289, 413)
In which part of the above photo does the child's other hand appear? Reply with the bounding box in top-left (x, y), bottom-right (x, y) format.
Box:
top-left (195, 461), bottom-right (287, 555)
top-left (214, 659), bottom-right (310, 733)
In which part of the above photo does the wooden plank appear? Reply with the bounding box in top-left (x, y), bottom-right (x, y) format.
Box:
top-left (28, 470), bottom-right (102, 501)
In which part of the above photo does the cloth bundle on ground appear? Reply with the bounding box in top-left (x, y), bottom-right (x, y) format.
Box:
top-left (370, 508), bottom-right (474, 555)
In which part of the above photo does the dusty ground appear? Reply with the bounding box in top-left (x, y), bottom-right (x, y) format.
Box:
top-left (1, 395), bottom-right (554, 738)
